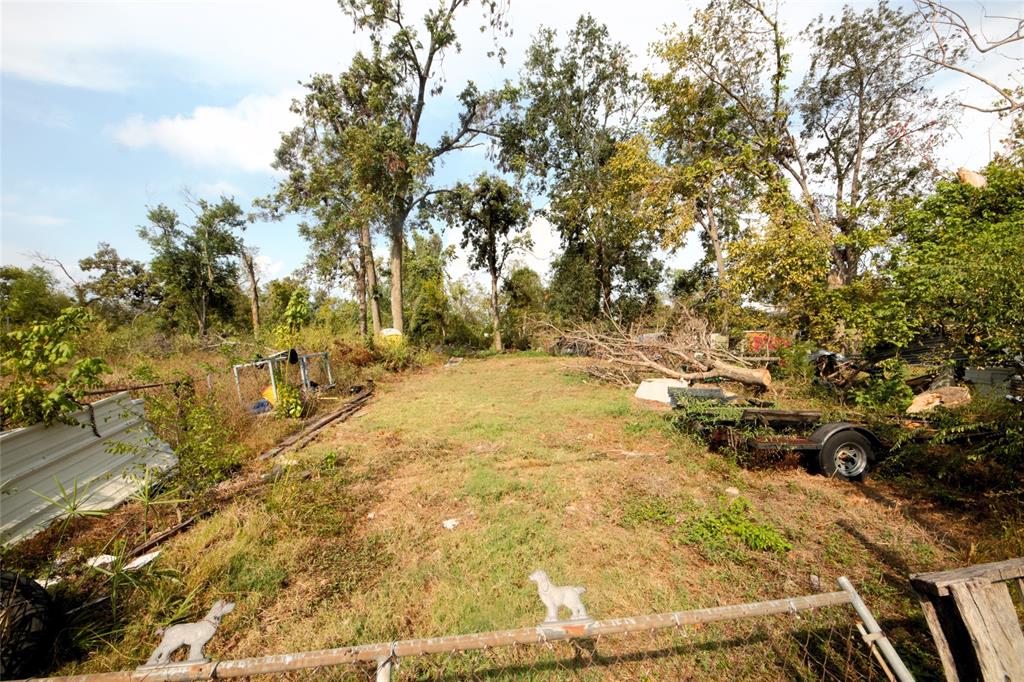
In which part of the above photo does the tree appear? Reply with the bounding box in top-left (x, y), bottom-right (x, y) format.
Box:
top-left (76, 243), bottom-right (158, 324)
top-left (501, 265), bottom-right (545, 349)
top-left (239, 247), bottom-right (261, 334)
top-left (138, 197), bottom-right (245, 337)
top-left (0, 266), bottom-right (73, 330)
top-left (912, 0), bottom-right (1023, 114)
top-left (0, 307), bottom-right (108, 429)
top-left (877, 157), bottom-right (1024, 358)
top-left (501, 16), bottom-right (681, 321)
top-left (647, 68), bottom-right (763, 294)
top-left (263, 57), bottom-right (394, 337)
top-left (438, 174), bottom-right (531, 350)
top-left (280, 0), bottom-right (512, 334)
top-left (660, 0), bottom-right (949, 290)
top-left (403, 232), bottom-right (453, 345)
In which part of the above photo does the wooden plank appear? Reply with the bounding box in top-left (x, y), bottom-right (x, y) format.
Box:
top-left (948, 579), bottom-right (1024, 681)
top-left (911, 557), bottom-right (1024, 597)
top-left (738, 408), bottom-right (822, 425)
top-left (983, 581), bottom-right (1024, 679)
top-left (917, 596), bottom-right (960, 682)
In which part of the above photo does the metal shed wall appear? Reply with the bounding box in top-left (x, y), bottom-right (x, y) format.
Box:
top-left (0, 392), bottom-right (176, 545)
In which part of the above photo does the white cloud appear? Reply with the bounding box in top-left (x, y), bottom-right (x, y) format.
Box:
top-left (446, 214), bottom-right (562, 287)
top-left (1, 0), bottom-right (355, 91)
top-left (2, 211), bottom-right (68, 227)
top-left (254, 254), bottom-right (284, 279)
top-left (195, 180), bottom-right (245, 198)
top-left (111, 92), bottom-right (300, 173)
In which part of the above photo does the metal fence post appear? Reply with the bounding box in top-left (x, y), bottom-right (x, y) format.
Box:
top-left (838, 576), bottom-right (915, 682)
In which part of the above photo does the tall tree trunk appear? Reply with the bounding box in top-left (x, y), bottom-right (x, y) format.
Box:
top-left (361, 223), bottom-right (381, 334)
top-left (388, 210), bottom-right (406, 333)
top-left (490, 269), bottom-right (502, 352)
top-left (241, 250), bottom-right (260, 334)
top-left (349, 256), bottom-right (367, 338)
top-left (705, 192), bottom-right (726, 283)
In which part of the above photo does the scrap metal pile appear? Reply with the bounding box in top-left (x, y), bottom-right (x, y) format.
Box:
top-left (547, 311), bottom-right (772, 390)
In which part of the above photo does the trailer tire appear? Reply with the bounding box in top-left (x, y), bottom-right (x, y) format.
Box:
top-left (1, 570), bottom-right (55, 678)
top-left (818, 430), bottom-right (873, 482)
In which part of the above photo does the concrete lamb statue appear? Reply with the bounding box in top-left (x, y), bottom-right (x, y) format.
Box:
top-left (144, 600), bottom-right (235, 666)
top-left (529, 570), bottom-right (590, 623)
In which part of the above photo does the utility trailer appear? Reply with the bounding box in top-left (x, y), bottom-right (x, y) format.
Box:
top-left (669, 392), bottom-right (882, 482)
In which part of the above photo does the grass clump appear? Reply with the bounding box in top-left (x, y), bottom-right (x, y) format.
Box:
top-left (461, 465), bottom-right (526, 502)
top-left (621, 495), bottom-right (677, 528)
top-left (677, 497), bottom-right (791, 558)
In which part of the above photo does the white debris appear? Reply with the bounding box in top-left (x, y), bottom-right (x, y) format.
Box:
top-left (38, 576), bottom-right (63, 588)
top-left (442, 518), bottom-right (460, 530)
top-left (86, 554), bottom-right (117, 570)
top-left (634, 378), bottom-right (690, 404)
top-left (367, 512), bottom-right (376, 520)
top-left (724, 487), bottom-right (740, 497)
top-left (124, 550), bottom-right (161, 571)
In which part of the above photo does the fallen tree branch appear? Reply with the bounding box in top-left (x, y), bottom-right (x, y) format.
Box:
top-left (545, 312), bottom-right (772, 390)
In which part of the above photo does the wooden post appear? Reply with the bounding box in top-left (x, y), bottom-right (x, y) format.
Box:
top-left (911, 557), bottom-right (1024, 682)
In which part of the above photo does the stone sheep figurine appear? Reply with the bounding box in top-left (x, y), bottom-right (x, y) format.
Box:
top-left (529, 570), bottom-right (589, 623)
top-left (144, 600), bottom-right (235, 666)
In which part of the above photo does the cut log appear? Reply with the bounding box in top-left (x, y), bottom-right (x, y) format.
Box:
top-left (679, 361), bottom-right (772, 390)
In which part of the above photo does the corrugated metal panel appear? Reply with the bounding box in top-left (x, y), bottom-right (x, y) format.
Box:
top-left (0, 392), bottom-right (176, 545)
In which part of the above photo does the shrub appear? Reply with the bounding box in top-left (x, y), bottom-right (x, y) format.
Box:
top-left (677, 497), bottom-right (791, 557)
top-left (853, 358), bottom-right (913, 413)
top-left (0, 307), bottom-right (109, 429)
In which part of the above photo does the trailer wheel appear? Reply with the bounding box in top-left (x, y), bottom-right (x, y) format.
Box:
top-left (1, 570), bottom-right (55, 678)
top-left (819, 430), bottom-right (873, 482)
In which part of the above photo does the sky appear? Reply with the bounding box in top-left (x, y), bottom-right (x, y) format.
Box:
top-left (1, 0), bottom-right (1020, 297)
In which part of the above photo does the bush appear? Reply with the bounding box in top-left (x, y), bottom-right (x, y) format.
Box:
top-left (677, 497), bottom-right (791, 558)
top-left (140, 385), bottom-right (243, 494)
top-left (0, 308), bottom-right (109, 429)
top-left (853, 358), bottom-right (913, 413)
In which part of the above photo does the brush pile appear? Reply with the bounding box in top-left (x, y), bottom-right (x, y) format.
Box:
top-left (546, 311), bottom-right (772, 391)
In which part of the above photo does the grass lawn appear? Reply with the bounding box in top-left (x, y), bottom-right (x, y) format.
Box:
top-left (59, 354), bottom-right (1010, 679)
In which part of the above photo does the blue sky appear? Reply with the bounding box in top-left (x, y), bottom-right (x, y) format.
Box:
top-left (1, 0), bottom-right (1019, 295)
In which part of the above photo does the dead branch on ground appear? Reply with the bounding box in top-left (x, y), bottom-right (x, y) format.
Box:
top-left (546, 310), bottom-right (772, 390)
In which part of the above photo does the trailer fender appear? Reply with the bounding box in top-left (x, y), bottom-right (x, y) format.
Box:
top-left (809, 422), bottom-right (883, 450)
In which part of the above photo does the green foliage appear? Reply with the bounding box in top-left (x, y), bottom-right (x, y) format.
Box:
top-left (503, 16), bottom-right (667, 323)
top-left (76, 243), bottom-right (158, 324)
top-left (501, 265), bottom-right (545, 350)
top-left (275, 382), bottom-right (303, 419)
top-left (405, 232), bottom-right (452, 345)
top-left (273, 286), bottom-right (312, 346)
top-left (142, 387), bottom-right (242, 494)
top-left (853, 358), bottom-right (913, 413)
top-left (678, 497), bottom-right (791, 558)
top-left (0, 265), bottom-right (75, 329)
top-left (0, 307), bottom-right (109, 429)
top-left (621, 495), bottom-right (677, 528)
top-left (138, 197), bottom-right (246, 337)
top-left (875, 158), bottom-right (1024, 358)
top-left (437, 174), bottom-right (532, 350)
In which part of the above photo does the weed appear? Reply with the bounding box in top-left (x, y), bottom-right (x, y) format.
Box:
top-left (461, 465), bottom-right (526, 502)
top-left (677, 497), bottom-right (791, 558)
top-left (621, 495), bottom-right (677, 528)
top-left (224, 551), bottom-right (287, 597)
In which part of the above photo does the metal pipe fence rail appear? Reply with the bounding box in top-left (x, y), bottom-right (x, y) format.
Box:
top-left (17, 578), bottom-right (912, 682)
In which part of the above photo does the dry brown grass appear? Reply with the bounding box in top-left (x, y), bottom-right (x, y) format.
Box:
top-left (42, 354), bottom-right (1022, 679)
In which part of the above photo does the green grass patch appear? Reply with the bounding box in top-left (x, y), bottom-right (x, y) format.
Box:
top-left (677, 497), bottom-right (791, 558)
top-left (461, 464), bottom-right (527, 502)
top-left (621, 495), bottom-right (678, 528)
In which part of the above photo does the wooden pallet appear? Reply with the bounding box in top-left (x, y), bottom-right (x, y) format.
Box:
top-left (910, 558), bottom-right (1024, 681)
